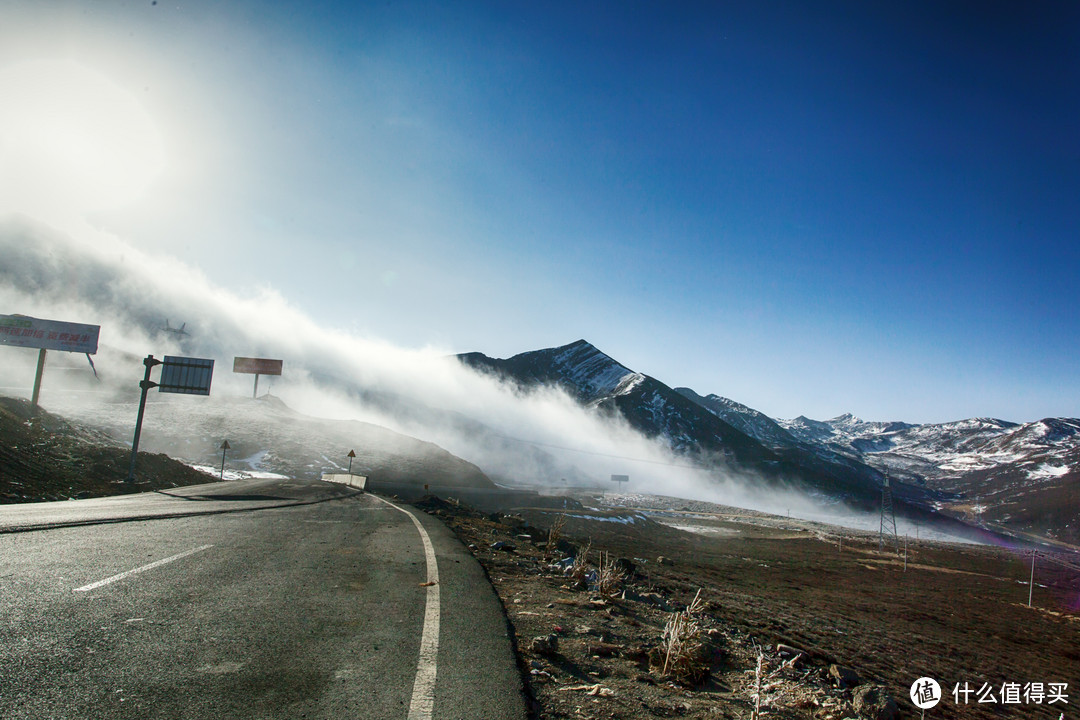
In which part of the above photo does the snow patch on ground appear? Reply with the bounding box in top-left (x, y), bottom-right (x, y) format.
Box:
top-left (562, 512), bottom-right (648, 525)
top-left (185, 463), bottom-right (291, 481)
top-left (1027, 463), bottom-right (1071, 480)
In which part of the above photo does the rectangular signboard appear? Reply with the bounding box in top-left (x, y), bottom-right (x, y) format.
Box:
top-left (0, 314), bottom-right (100, 354)
top-left (611, 474), bottom-right (630, 483)
top-left (159, 356), bottom-right (214, 395)
top-left (233, 357), bottom-right (283, 375)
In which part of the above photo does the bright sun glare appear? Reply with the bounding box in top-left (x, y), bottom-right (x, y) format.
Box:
top-left (0, 59), bottom-right (166, 216)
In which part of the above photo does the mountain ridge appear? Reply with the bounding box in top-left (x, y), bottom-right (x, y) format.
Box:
top-left (460, 339), bottom-right (1078, 544)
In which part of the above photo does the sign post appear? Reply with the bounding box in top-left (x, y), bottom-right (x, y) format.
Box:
top-left (1, 314), bottom-right (100, 407)
top-left (233, 357), bottom-right (283, 399)
top-left (31, 349), bottom-right (47, 406)
top-left (128, 355), bottom-right (162, 482)
top-left (127, 354), bottom-right (215, 482)
top-left (220, 440), bottom-right (230, 481)
top-left (347, 449), bottom-right (356, 475)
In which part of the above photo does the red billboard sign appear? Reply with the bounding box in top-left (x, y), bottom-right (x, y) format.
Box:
top-left (0, 314), bottom-right (100, 354)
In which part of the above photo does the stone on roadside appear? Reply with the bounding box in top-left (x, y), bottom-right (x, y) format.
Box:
top-left (829, 664), bottom-right (861, 688)
top-left (852, 684), bottom-right (898, 720)
top-left (530, 633), bottom-right (559, 656)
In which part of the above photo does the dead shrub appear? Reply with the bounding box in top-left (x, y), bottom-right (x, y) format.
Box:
top-left (545, 513), bottom-right (568, 556)
top-left (568, 540), bottom-right (592, 586)
top-left (650, 589), bottom-right (711, 685)
top-left (595, 551), bottom-right (627, 596)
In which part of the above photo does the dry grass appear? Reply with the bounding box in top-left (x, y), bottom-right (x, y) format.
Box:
top-left (653, 589), bottom-right (710, 684)
top-left (595, 551), bottom-right (627, 596)
top-left (545, 513), bottom-right (568, 556)
top-left (568, 540), bottom-right (592, 584)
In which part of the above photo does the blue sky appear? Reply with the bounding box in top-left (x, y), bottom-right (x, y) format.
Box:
top-left (2, 0), bottom-right (1078, 423)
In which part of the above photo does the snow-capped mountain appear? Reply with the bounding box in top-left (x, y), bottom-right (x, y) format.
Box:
top-left (673, 389), bottom-right (799, 450)
top-left (769, 413), bottom-right (1080, 544)
top-left (459, 340), bottom-right (645, 405)
top-left (463, 339), bottom-right (1078, 544)
top-left (460, 341), bottom-right (897, 507)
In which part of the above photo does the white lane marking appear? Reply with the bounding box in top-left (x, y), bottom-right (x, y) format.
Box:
top-left (73, 545), bottom-right (214, 592)
top-left (370, 495), bottom-right (440, 720)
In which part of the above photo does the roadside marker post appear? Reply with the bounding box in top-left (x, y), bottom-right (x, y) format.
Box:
top-left (1028, 549), bottom-right (1036, 607)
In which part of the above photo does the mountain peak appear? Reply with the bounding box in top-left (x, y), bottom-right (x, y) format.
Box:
top-left (458, 339), bottom-right (636, 403)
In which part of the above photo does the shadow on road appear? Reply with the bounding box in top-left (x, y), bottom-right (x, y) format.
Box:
top-left (156, 491), bottom-right (290, 502)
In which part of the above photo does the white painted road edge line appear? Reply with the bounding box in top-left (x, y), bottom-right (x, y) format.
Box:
top-left (73, 545), bottom-right (214, 593)
top-left (371, 495), bottom-right (441, 720)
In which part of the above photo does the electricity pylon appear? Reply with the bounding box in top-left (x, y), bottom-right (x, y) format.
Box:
top-left (879, 471), bottom-right (899, 553)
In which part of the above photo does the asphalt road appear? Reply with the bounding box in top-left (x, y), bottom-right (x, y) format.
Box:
top-left (0, 478), bottom-right (527, 720)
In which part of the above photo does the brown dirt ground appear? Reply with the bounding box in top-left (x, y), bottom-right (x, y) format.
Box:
top-left (415, 496), bottom-right (1080, 720)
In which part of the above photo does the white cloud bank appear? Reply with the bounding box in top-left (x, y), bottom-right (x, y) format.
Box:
top-left (0, 213), bottom-right (833, 519)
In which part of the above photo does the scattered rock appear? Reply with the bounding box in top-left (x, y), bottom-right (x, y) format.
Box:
top-left (657, 555), bottom-right (675, 566)
top-left (829, 664), bottom-right (861, 688)
top-left (530, 633), bottom-right (559, 656)
top-left (852, 684), bottom-right (898, 720)
top-left (490, 541), bottom-right (516, 552)
top-left (587, 642), bottom-right (622, 657)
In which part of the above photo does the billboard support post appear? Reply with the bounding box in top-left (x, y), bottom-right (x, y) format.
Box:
top-left (127, 355), bottom-right (161, 482)
top-left (233, 357), bottom-right (283, 399)
top-left (31, 349), bottom-right (47, 407)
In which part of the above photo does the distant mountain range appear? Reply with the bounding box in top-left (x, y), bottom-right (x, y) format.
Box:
top-left (460, 339), bottom-right (1079, 545)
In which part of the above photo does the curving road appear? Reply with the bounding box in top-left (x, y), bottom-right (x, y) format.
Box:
top-left (0, 478), bottom-right (527, 720)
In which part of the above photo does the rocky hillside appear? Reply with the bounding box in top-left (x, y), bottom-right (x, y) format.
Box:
top-left (770, 413), bottom-right (1080, 544)
top-left (461, 339), bottom-right (1078, 545)
top-left (50, 393), bottom-right (496, 489)
top-left (0, 396), bottom-right (216, 502)
top-left (460, 340), bottom-right (917, 510)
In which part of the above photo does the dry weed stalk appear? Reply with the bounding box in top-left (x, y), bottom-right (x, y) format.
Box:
top-left (569, 540), bottom-right (592, 584)
top-left (545, 513), bottom-right (568, 556)
top-left (595, 551), bottom-right (627, 596)
top-left (657, 589), bottom-right (708, 683)
top-left (751, 646), bottom-right (763, 719)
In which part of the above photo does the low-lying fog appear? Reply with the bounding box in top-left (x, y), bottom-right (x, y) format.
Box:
top-left (2, 216), bottom-right (976, 542)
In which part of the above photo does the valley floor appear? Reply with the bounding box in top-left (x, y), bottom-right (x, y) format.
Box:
top-left (417, 494), bottom-right (1080, 720)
